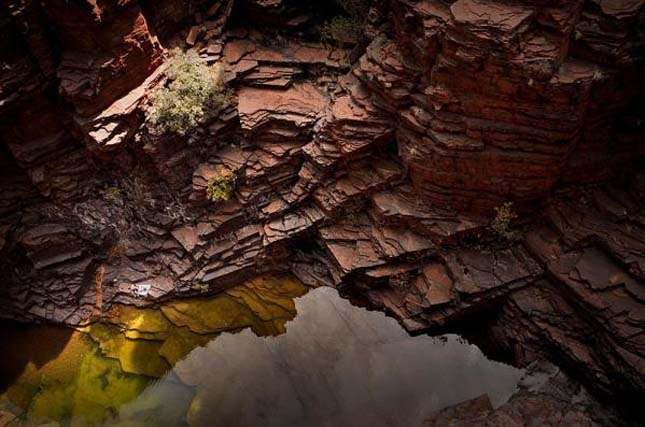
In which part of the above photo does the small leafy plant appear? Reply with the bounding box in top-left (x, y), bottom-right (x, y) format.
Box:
top-left (321, 16), bottom-right (363, 44)
top-left (148, 49), bottom-right (231, 135)
top-left (206, 168), bottom-right (236, 203)
top-left (321, 0), bottom-right (370, 44)
top-left (492, 202), bottom-right (518, 240)
top-left (389, 271), bottom-right (415, 289)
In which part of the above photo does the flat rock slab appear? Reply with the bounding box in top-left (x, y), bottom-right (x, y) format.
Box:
top-left (451, 0), bottom-right (534, 34)
top-left (237, 83), bottom-right (327, 132)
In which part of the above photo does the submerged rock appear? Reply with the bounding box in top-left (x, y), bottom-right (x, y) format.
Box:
top-left (422, 362), bottom-right (627, 426)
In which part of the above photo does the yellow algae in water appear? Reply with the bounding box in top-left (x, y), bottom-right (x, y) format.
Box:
top-left (160, 294), bottom-right (259, 334)
top-left (226, 276), bottom-right (308, 323)
top-left (87, 323), bottom-right (170, 378)
top-left (161, 275), bottom-right (308, 336)
top-left (27, 346), bottom-right (149, 427)
top-left (0, 324), bottom-right (89, 411)
top-left (0, 324), bottom-right (150, 427)
top-left (1, 275), bottom-right (311, 427)
top-left (105, 305), bottom-right (173, 336)
top-left (83, 276), bottom-right (307, 377)
top-left (158, 327), bottom-right (217, 366)
top-left (26, 378), bottom-right (76, 424)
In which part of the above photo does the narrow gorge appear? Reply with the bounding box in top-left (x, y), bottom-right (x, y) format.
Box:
top-left (0, 0), bottom-right (643, 425)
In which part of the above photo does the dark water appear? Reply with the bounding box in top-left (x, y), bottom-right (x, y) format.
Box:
top-left (0, 277), bottom-right (523, 427)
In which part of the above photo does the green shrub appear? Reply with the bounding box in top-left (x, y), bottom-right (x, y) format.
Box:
top-left (389, 271), bottom-right (415, 289)
top-left (321, 16), bottom-right (364, 44)
top-left (321, 0), bottom-right (370, 44)
top-left (206, 169), bottom-right (236, 203)
top-left (148, 50), bottom-right (231, 135)
top-left (492, 202), bottom-right (518, 240)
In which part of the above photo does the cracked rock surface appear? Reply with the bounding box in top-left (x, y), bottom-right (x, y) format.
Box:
top-left (1, 0), bottom-right (643, 423)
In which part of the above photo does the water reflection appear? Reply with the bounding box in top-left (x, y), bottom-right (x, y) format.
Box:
top-left (0, 279), bottom-right (523, 427)
top-left (166, 287), bottom-right (522, 427)
top-left (0, 276), bottom-right (307, 426)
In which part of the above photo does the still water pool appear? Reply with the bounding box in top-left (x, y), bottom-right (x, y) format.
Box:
top-left (0, 276), bottom-right (523, 427)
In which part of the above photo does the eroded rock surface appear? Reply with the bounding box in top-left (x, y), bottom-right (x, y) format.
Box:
top-left (0, 0), bottom-right (643, 423)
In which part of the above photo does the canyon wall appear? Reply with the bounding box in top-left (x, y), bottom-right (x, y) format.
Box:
top-left (1, 0), bottom-right (644, 420)
top-left (391, 0), bottom-right (644, 211)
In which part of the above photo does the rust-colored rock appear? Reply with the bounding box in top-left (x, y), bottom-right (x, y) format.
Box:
top-left (387, 0), bottom-right (644, 213)
top-left (0, 0), bottom-right (643, 422)
top-left (43, 0), bottom-right (163, 116)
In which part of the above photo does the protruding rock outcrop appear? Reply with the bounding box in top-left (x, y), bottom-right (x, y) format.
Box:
top-left (388, 0), bottom-right (644, 212)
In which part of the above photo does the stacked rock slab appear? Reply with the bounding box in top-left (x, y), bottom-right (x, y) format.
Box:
top-left (0, 0), bottom-right (643, 421)
top-left (390, 0), bottom-right (644, 212)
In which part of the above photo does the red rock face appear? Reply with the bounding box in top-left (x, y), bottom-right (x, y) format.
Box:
top-left (41, 0), bottom-right (163, 116)
top-left (387, 0), bottom-right (645, 212)
top-left (0, 0), bottom-right (643, 421)
top-left (138, 0), bottom-right (211, 40)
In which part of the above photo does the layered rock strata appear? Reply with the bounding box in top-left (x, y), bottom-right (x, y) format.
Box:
top-left (1, 0), bottom-right (643, 422)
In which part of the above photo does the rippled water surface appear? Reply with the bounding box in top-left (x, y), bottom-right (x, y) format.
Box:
top-left (1, 276), bottom-right (523, 427)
